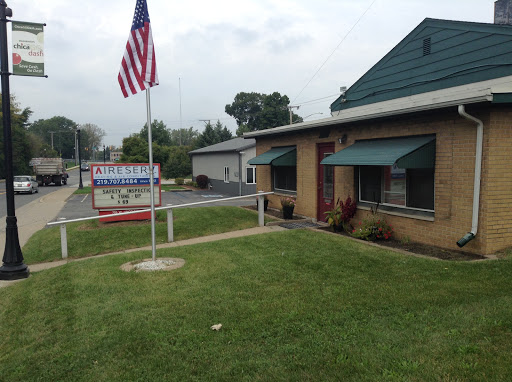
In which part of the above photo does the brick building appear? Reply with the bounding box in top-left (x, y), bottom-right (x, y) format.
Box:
top-left (246, 17), bottom-right (512, 256)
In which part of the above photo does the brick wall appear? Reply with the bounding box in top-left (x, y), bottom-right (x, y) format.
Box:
top-left (252, 105), bottom-right (512, 255)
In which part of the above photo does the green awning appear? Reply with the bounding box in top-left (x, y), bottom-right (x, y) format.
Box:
top-left (321, 135), bottom-right (435, 168)
top-left (248, 146), bottom-right (297, 166)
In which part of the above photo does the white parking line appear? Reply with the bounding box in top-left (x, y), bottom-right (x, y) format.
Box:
top-left (81, 194), bottom-right (89, 203)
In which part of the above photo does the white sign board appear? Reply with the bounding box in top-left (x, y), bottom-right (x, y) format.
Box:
top-left (93, 186), bottom-right (160, 208)
top-left (90, 163), bottom-right (161, 210)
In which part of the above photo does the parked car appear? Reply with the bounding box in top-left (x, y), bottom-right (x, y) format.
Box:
top-left (13, 175), bottom-right (39, 194)
top-left (81, 163), bottom-right (90, 171)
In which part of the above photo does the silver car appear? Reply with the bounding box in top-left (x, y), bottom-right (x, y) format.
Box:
top-left (13, 175), bottom-right (39, 194)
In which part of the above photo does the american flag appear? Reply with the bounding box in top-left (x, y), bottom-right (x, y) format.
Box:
top-left (118, 0), bottom-right (159, 98)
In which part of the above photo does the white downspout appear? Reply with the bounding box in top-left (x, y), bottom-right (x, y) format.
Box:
top-left (456, 105), bottom-right (483, 247)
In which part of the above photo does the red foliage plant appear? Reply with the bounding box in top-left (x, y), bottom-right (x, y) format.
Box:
top-left (195, 174), bottom-right (209, 189)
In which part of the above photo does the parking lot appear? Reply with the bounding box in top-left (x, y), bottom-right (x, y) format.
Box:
top-left (56, 187), bottom-right (259, 221)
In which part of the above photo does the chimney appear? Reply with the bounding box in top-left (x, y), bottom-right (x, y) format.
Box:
top-left (495, 0), bottom-right (512, 25)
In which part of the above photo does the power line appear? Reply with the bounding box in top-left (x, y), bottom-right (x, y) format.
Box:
top-left (291, 0), bottom-right (377, 104)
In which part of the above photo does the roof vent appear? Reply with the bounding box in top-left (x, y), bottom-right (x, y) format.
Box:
top-left (423, 37), bottom-right (431, 56)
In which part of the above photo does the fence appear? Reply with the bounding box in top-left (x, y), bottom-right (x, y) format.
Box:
top-left (47, 191), bottom-right (274, 259)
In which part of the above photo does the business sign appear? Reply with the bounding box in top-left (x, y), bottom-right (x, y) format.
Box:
top-left (12, 22), bottom-right (45, 77)
top-left (91, 163), bottom-right (160, 186)
top-left (93, 186), bottom-right (161, 208)
top-left (90, 163), bottom-right (161, 210)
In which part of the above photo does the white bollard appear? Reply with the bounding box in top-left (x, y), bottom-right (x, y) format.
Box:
top-left (167, 205), bottom-right (174, 242)
top-left (58, 218), bottom-right (68, 259)
top-left (257, 191), bottom-right (265, 227)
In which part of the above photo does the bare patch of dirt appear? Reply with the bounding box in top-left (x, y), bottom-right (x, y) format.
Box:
top-left (317, 227), bottom-right (487, 261)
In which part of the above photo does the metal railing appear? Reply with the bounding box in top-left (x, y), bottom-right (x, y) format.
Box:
top-left (47, 191), bottom-right (274, 259)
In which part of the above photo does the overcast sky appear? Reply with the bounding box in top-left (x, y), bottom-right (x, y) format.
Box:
top-left (9, 0), bottom-right (496, 147)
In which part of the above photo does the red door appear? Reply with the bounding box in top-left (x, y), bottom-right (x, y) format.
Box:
top-left (317, 143), bottom-right (335, 222)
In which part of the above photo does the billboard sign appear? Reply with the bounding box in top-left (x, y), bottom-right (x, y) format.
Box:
top-left (12, 21), bottom-right (45, 77)
top-left (91, 163), bottom-right (161, 210)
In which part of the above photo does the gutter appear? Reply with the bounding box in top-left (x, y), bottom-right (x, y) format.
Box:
top-left (456, 105), bottom-right (484, 248)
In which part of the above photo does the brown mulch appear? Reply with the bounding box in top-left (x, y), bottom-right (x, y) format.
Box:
top-left (317, 227), bottom-right (487, 261)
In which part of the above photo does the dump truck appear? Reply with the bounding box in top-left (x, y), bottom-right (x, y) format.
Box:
top-left (31, 158), bottom-right (68, 186)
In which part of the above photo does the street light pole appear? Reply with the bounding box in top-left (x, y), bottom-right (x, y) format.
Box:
top-left (103, 144), bottom-right (105, 164)
top-left (0, 1), bottom-right (29, 280)
top-left (77, 128), bottom-right (83, 189)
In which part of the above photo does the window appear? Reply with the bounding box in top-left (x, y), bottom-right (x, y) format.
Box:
top-left (359, 165), bottom-right (434, 211)
top-left (224, 166), bottom-right (229, 183)
top-left (273, 166), bottom-right (296, 193)
top-left (246, 167), bottom-right (256, 184)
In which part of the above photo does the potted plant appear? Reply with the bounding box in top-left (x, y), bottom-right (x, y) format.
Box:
top-left (256, 195), bottom-right (269, 211)
top-left (280, 197), bottom-right (296, 219)
top-left (324, 196), bottom-right (357, 232)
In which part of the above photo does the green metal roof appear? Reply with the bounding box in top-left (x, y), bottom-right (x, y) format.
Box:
top-left (331, 18), bottom-right (512, 112)
top-left (321, 136), bottom-right (435, 168)
top-left (247, 146), bottom-right (296, 166)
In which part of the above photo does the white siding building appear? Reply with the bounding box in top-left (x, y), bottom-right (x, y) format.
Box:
top-left (189, 138), bottom-right (257, 196)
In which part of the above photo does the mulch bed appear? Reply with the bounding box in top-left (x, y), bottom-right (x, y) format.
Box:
top-left (244, 205), bottom-right (487, 260)
top-left (317, 227), bottom-right (487, 261)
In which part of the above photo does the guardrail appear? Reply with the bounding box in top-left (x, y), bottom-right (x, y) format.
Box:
top-left (47, 191), bottom-right (274, 259)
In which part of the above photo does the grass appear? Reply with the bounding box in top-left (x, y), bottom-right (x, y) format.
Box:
top-left (1, 230), bottom-right (512, 381)
top-left (73, 186), bottom-right (92, 194)
top-left (22, 206), bottom-right (274, 264)
top-left (161, 185), bottom-right (186, 191)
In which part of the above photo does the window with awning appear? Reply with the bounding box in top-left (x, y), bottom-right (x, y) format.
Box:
top-left (247, 146), bottom-right (297, 166)
top-left (247, 146), bottom-right (297, 193)
top-left (321, 135), bottom-right (436, 211)
top-left (320, 135), bottom-right (435, 168)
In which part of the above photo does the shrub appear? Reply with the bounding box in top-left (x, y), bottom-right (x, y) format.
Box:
top-left (196, 175), bottom-right (209, 189)
top-left (324, 196), bottom-right (357, 232)
top-left (175, 177), bottom-right (184, 185)
top-left (186, 181), bottom-right (198, 187)
top-left (280, 197), bottom-right (296, 208)
top-left (351, 214), bottom-right (393, 241)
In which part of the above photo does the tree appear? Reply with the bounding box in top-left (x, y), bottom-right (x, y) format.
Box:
top-left (27, 116), bottom-right (77, 159)
top-left (163, 146), bottom-right (192, 179)
top-left (80, 123), bottom-right (106, 160)
top-left (139, 119), bottom-right (172, 146)
top-left (120, 135), bottom-right (170, 165)
top-left (0, 95), bottom-right (33, 178)
top-left (213, 120), bottom-right (233, 142)
top-left (195, 120), bottom-right (233, 149)
top-left (170, 127), bottom-right (198, 146)
top-left (225, 91), bottom-right (302, 133)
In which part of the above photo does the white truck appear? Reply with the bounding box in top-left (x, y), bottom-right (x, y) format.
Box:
top-left (31, 158), bottom-right (68, 186)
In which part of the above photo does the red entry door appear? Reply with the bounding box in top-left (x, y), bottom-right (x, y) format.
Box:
top-left (317, 143), bottom-right (335, 222)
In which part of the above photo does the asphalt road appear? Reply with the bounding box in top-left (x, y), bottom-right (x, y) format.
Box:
top-left (0, 167), bottom-right (84, 218)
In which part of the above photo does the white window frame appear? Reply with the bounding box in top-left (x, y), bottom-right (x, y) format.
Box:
top-left (246, 167), bottom-right (256, 184)
top-left (224, 166), bottom-right (230, 183)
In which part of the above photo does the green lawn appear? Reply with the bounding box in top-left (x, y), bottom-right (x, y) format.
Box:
top-left (23, 206), bottom-right (273, 264)
top-left (1, 230), bottom-right (511, 381)
top-left (73, 186), bottom-right (92, 194)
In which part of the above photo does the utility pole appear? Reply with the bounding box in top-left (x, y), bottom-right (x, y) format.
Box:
top-left (103, 144), bottom-right (105, 164)
top-left (49, 131), bottom-right (55, 149)
top-left (0, 0), bottom-right (29, 280)
top-left (288, 105), bottom-right (300, 125)
top-left (77, 128), bottom-right (83, 189)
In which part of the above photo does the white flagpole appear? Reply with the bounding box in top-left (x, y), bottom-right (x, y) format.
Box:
top-left (146, 88), bottom-right (157, 261)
